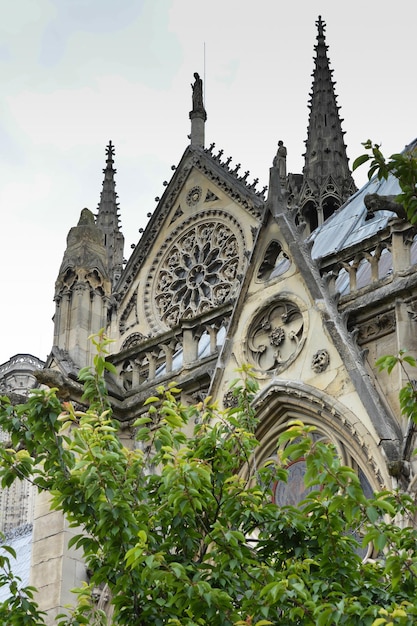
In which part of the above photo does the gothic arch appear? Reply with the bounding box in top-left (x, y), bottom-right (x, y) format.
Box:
top-left (322, 194), bottom-right (339, 221)
top-left (301, 200), bottom-right (318, 234)
top-left (251, 380), bottom-right (390, 489)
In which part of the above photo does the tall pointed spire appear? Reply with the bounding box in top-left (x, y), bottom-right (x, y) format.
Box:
top-left (296, 16), bottom-right (356, 233)
top-left (96, 141), bottom-right (125, 286)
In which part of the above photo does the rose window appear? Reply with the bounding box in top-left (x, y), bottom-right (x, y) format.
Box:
top-left (153, 221), bottom-right (241, 327)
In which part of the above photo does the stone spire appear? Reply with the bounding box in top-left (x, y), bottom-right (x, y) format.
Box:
top-left (96, 141), bottom-right (125, 286)
top-left (53, 208), bottom-right (111, 367)
top-left (296, 16), bottom-right (356, 232)
top-left (189, 72), bottom-right (207, 148)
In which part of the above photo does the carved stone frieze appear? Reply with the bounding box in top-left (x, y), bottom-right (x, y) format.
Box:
top-left (145, 210), bottom-right (246, 332)
top-left (121, 332), bottom-right (146, 351)
top-left (355, 311), bottom-right (396, 345)
top-left (246, 299), bottom-right (305, 372)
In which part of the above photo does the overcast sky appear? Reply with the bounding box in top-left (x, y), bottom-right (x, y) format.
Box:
top-left (1, 0), bottom-right (416, 365)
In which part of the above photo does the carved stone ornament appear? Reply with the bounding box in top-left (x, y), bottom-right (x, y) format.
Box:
top-left (355, 311), bottom-right (395, 346)
top-left (146, 211), bottom-right (245, 330)
top-left (246, 299), bottom-right (305, 372)
top-left (121, 332), bottom-right (146, 351)
top-left (311, 348), bottom-right (330, 373)
top-left (186, 186), bottom-right (202, 207)
top-left (223, 389), bottom-right (239, 409)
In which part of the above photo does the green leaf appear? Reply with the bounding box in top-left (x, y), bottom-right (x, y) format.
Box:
top-left (352, 154), bottom-right (370, 170)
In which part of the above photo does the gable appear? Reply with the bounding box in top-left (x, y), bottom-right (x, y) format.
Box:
top-left (115, 147), bottom-right (263, 346)
top-left (208, 167), bottom-right (402, 483)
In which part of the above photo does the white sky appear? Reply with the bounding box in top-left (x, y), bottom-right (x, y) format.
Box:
top-left (1, 0), bottom-right (416, 365)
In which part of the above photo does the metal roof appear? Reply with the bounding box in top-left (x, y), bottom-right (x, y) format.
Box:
top-left (310, 139), bottom-right (417, 260)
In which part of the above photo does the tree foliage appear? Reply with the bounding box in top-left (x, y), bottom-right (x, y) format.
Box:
top-left (2, 143), bottom-right (417, 623)
top-left (0, 334), bottom-right (416, 624)
top-left (353, 140), bottom-right (417, 224)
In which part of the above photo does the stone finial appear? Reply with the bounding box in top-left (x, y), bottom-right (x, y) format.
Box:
top-left (78, 207), bottom-right (95, 227)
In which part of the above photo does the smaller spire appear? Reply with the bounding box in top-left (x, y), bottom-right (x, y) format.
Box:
top-left (296, 16), bottom-right (357, 233)
top-left (96, 141), bottom-right (125, 286)
top-left (189, 72), bottom-right (207, 148)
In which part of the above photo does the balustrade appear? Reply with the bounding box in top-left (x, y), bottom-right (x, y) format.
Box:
top-left (111, 309), bottom-right (230, 392)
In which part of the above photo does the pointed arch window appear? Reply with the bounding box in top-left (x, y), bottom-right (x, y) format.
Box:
top-left (322, 196), bottom-right (339, 222)
top-left (257, 241), bottom-right (291, 281)
top-left (302, 200), bottom-right (318, 234)
top-left (251, 382), bottom-right (384, 504)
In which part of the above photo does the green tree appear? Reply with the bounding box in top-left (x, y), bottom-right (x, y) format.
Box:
top-left (2, 143), bottom-right (417, 623)
top-left (1, 333), bottom-right (417, 624)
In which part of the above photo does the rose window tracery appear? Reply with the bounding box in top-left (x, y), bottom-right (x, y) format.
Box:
top-left (246, 299), bottom-right (305, 372)
top-left (150, 217), bottom-right (244, 328)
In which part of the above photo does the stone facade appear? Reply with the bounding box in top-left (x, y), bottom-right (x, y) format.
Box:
top-left (1, 16), bottom-right (416, 623)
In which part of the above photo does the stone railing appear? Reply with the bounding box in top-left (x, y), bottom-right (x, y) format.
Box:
top-left (320, 225), bottom-right (417, 299)
top-left (110, 305), bottom-right (232, 394)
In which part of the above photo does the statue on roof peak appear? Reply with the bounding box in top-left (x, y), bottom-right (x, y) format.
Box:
top-left (191, 72), bottom-right (206, 118)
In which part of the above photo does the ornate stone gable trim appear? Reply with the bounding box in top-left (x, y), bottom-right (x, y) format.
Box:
top-left (119, 287), bottom-right (139, 336)
top-left (192, 154), bottom-right (264, 219)
top-left (117, 147), bottom-right (263, 304)
top-left (117, 157), bottom-right (194, 303)
top-left (144, 209), bottom-right (247, 333)
top-left (203, 142), bottom-right (267, 200)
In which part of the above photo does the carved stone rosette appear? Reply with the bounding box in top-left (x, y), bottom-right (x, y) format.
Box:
top-left (311, 349), bottom-right (330, 373)
top-left (223, 389), bottom-right (239, 409)
top-left (145, 211), bottom-right (246, 331)
top-left (246, 299), bottom-right (305, 372)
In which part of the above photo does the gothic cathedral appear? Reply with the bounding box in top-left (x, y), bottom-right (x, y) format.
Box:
top-left (1, 17), bottom-right (417, 623)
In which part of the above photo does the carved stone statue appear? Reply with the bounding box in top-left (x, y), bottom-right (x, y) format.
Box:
top-left (273, 140), bottom-right (287, 178)
top-left (192, 73), bottom-right (203, 107)
top-left (190, 72), bottom-right (206, 116)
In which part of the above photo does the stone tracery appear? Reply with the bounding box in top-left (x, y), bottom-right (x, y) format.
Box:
top-left (246, 299), bottom-right (305, 372)
top-left (147, 212), bottom-right (245, 329)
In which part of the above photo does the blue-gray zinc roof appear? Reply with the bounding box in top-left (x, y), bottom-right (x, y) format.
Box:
top-left (309, 139), bottom-right (417, 261)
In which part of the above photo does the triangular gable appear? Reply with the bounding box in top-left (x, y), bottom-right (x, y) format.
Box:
top-left (208, 166), bottom-right (401, 477)
top-left (118, 145), bottom-right (265, 302)
top-left (115, 145), bottom-right (265, 343)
